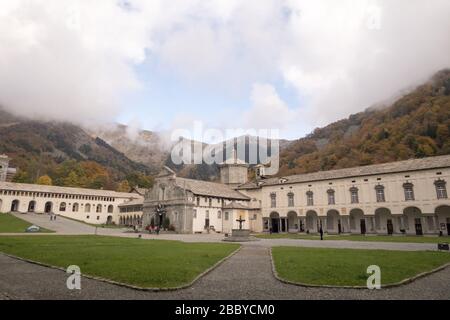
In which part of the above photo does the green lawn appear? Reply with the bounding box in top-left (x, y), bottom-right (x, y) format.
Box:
top-left (0, 235), bottom-right (239, 288)
top-left (0, 213), bottom-right (53, 233)
top-left (272, 247), bottom-right (450, 286)
top-left (255, 233), bottom-right (450, 243)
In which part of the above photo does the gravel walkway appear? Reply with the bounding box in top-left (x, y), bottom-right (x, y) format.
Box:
top-left (1, 246), bottom-right (449, 300)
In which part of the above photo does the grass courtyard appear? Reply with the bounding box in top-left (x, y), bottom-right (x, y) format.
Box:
top-left (272, 246), bottom-right (450, 286)
top-left (0, 235), bottom-right (239, 288)
top-left (255, 233), bottom-right (450, 244)
top-left (0, 213), bottom-right (52, 233)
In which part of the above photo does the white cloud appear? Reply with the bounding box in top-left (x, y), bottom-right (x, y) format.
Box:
top-left (0, 0), bottom-right (449, 138)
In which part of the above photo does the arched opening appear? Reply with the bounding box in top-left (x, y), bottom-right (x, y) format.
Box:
top-left (107, 215), bottom-right (113, 225)
top-left (107, 205), bottom-right (114, 213)
top-left (85, 204), bottom-right (91, 213)
top-left (44, 202), bottom-right (53, 213)
top-left (349, 209), bottom-right (365, 235)
top-left (403, 207), bottom-right (423, 235)
top-left (96, 204), bottom-right (102, 213)
top-left (326, 210), bottom-right (341, 234)
top-left (435, 205), bottom-right (450, 236)
top-left (59, 202), bottom-right (66, 212)
top-left (27, 200), bottom-right (36, 213)
top-left (287, 211), bottom-right (298, 232)
top-left (72, 203), bottom-right (79, 212)
top-left (375, 208), bottom-right (394, 235)
top-left (10, 200), bottom-right (20, 212)
top-left (305, 210), bottom-right (318, 233)
top-left (270, 212), bottom-right (280, 233)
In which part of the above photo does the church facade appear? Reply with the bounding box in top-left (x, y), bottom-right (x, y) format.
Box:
top-left (143, 154), bottom-right (450, 236)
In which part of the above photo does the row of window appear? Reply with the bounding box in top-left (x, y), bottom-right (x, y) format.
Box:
top-left (0, 190), bottom-right (117, 202)
top-left (193, 209), bottom-right (230, 220)
top-left (196, 197), bottom-right (225, 207)
top-left (119, 205), bottom-right (143, 213)
top-left (59, 202), bottom-right (114, 213)
top-left (270, 179), bottom-right (448, 207)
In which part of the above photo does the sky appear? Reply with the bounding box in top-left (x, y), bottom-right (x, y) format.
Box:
top-left (0, 0), bottom-right (449, 141)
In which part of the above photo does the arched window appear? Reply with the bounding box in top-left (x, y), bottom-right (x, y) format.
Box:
top-left (72, 203), bottom-right (79, 212)
top-left (59, 202), bottom-right (66, 212)
top-left (375, 185), bottom-right (385, 202)
top-left (349, 187), bottom-right (359, 204)
top-left (96, 204), bottom-right (102, 213)
top-left (287, 192), bottom-right (294, 207)
top-left (435, 179), bottom-right (447, 199)
top-left (327, 189), bottom-right (335, 205)
top-left (270, 193), bottom-right (276, 208)
top-left (306, 191), bottom-right (314, 206)
top-left (107, 205), bottom-right (114, 213)
top-left (218, 210), bottom-right (222, 219)
top-left (403, 182), bottom-right (415, 201)
top-left (85, 204), bottom-right (91, 213)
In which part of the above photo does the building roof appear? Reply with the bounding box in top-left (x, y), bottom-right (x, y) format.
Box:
top-left (222, 201), bottom-right (257, 210)
top-left (0, 181), bottom-right (141, 199)
top-left (118, 198), bottom-right (144, 207)
top-left (174, 177), bottom-right (249, 200)
top-left (238, 155), bottom-right (450, 189)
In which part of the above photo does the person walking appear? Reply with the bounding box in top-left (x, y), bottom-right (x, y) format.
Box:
top-left (319, 226), bottom-right (324, 240)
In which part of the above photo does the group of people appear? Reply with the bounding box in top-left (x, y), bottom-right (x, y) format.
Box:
top-left (49, 213), bottom-right (57, 221)
top-left (145, 225), bottom-right (160, 235)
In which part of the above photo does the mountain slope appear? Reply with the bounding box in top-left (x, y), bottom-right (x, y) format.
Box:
top-left (0, 110), bottom-right (153, 189)
top-left (278, 69), bottom-right (450, 176)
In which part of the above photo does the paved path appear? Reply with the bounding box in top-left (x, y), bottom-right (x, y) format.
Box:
top-left (1, 247), bottom-right (449, 300)
top-left (7, 213), bottom-right (440, 251)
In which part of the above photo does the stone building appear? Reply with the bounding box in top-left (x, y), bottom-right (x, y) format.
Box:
top-left (0, 155), bottom-right (16, 182)
top-left (238, 154), bottom-right (450, 236)
top-left (0, 181), bottom-right (142, 225)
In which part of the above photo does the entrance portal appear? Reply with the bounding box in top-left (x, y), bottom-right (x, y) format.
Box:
top-left (387, 219), bottom-right (394, 235)
top-left (44, 202), bottom-right (53, 213)
top-left (360, 219), bottom-right (366, 235)
top-left (271, 218), bottom-right (279, 233)
top-left (10, 200), bottom-right (19, 212)
top-left (414, 218), bottom-right (423, 235)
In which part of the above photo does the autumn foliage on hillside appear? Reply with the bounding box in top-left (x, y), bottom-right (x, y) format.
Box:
top-left (278, 69), bottom-right (450, 176)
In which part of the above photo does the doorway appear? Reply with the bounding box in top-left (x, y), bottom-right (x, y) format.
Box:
top-left (387, 219), bottom-right (394, 235)
top-left (360, 219), bottom-right (366, 235)
top-left (10, 200), bottom-right (19, 212)
top-left (28, 201), bottom-right (36, 213)
top-left (271, 218), bottom-right (279, 233)
top-left (44, 202), bottom-right (53, 213)
top-left (446, 218), bottom-right (450, 236)
top-left (414, 218), bottom-right (423, 235)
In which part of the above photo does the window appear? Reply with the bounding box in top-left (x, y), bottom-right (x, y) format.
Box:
top-left (306, 191), bottom-right (314, 206)
top-left (193, 209), bottom-right (197, 218)
top-left (435, 179), bottom-right (448, 199)
top-left (196, 197), bottom-right (200, 206)
top-left (403, 182), bottom-right (415, 201)
top-left (350, 187), bottom-right (359, 204)
top-left (208, 198), bottom-right (212, 207)
top-left (85, 204), bottom-right (91, 213)
top-left (205, 210), bottom-right (210, 219)
top-left (375, 185), bottom-right (385, 202)
top-left (287, 192), bottom-right (294, 207)
top-left (97, 216), bottom-right (100, 220)
top-left (72, 203), bottom-right (79, 212)
top-left (224, 212), bottom-right (229, 221)
top-left (96, 204), bottom-right (102, 213)
top-left (270, 193), bottom-right (276, 208)
top-left (327, 189), bottom-right (335, 205)
top-left (218, 210), bottom-right (222, 219)
top-left (59, 202), bottom-right (66, 212)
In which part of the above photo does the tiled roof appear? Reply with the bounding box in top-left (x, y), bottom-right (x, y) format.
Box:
top-left (0, 181), bottom-right (141, 199)
top-left (238, 155), bottom-right (450, 189)
top-left (118, 198), bottom-right (144, 207)
top-left (222, 201), bottom-right (256, 210)
top-left (174, 177), bottom-right (249, 200)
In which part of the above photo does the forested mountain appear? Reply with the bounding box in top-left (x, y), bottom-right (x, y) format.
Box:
top-left (277, 69), bottom-right (450, 176)
top-left (0, 110), bottom-right (154, 190)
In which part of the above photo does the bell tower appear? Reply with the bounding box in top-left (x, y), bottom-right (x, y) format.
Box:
top-left (219, 149), bottom-right (249, 187)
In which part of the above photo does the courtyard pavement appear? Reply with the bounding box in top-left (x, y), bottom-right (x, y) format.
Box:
top-left (0, 246), bottom-right (449, 300)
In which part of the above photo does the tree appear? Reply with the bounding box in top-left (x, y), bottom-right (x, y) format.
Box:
top-left (116, 180), bottom-right (131, 193)
top-left (64, 171), bottom-right (80, 187)
top-left (37, 175), bottom-right (53, 186)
